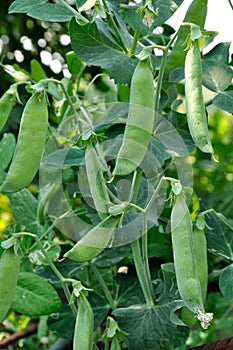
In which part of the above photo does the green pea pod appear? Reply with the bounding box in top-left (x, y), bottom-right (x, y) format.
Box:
top-left (193, 225), bottom-right (208, 302)
top-left (0, 91), bottom-right (16, 132)
top-left (179, 221), bottom-right (208, 327)
top-left (171, 194), bottom-right (213, 328)
top-left (185, 40), bottom-right (213, 154)
top-left (0, 248), bottom-right (20, 323)
top-left (171, 194), bottom-right (203, 312)
top-left (64, 215), bottom-right (119, 262)
top-left (73, 293), bottom-right (94, 350)
top-left (164, 0), bottom-right (208, 79)
top-left (85, 141), bottom-right (111, 219)
top-left (0, 92), bottom-right (48, 193)
top-left (113, 60), bottom-right (155, 176)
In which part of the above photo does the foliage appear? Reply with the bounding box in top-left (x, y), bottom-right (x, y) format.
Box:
top-left (0, 0), bottom-right (233, 349)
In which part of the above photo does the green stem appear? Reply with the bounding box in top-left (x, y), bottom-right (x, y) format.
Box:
top-left (131, 240), bottom-right (154, 306)
top-left (102, 0), bottom-right (128, 53)
top-left (91, 265), bottom-right (116, 309)
top-left (154, 47), bottom-right (168, 116)
top-left (227, 0), bottom-right (233, 10)
top-left (130, 30), bottom-right (140, 56)
top-left (141, 213), bottom-right (155, 303)
top-left (18, 232), bottom-right (77, 318)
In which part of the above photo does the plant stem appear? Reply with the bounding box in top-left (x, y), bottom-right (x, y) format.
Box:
top-left (130, 30), bottom-right (140, 56)
top-left (18, 232), bottom-right (77, 318)
top-left (141, 213), bottom-right (155, 303)
top-left (102, 0), bottom-right (128, 53)
top-left (91, 264), bottom-right (116, 309)
top-left (131, 239), bottom-right (154, 306)
top-left (227, 0), bottom-right (233, 10)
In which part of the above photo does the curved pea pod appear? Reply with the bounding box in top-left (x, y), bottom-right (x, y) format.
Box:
top-left (0, 91), bottom-right (16, 132)
top-left (64, 215), bottom-right (119, 262)
top-left (73, 293), bottom-right (94, 350)
top-left (185, 40), bottom-right (213, 154)
top-left (113, 60), bottom-right (155, 176)
top-left (164, 0), bottom-right (208, 79)
top-left (85, 141), bottom-right (111, 219)
top-left (0, 92), bottom-right (48, 193)
top-left (171, 193), bottom-right (213, 329)
top-left (0, 248), bottom-right (20, 323)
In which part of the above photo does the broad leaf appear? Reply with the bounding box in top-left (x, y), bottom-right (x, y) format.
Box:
top-left (202, 60), bottom-right (233, 92)
top-left (219, 264), bottom-right (233, 303)
top-left (9, 1), bottom-right (75, 22)
top-left (113, 303), bottom-right (189, 350)
top-left (204, 42), bottom-right (231, 65)
top-left (120, 0), bottom-right (184, 35)
top-left (206, 212), bottom-right (233, 261)
top-left (0, 133), bottom-right (16, 171)
top-left (212, 91), bottom-right (233, 114)
top-left (69, 18), bottom-right (138, 84)
top-left (8, 189), bottom-right (38, 233)
top-left (48, 304), bottom-right (75, 340)
top-left (11, 272), bottom-right (62, 316)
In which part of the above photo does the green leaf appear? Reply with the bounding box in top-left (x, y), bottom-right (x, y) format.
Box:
top-left (202, 60), bottom-right (233, 92)
top-left (30, 59), bottom-right (46, 82)
top-left (212, 91), bottom-right (233, 114)
top-left (8, 0), bottom-right (46, 13)
top-left (42, 147), bottom-right (84, 167)
top-left (219, 264), bottom-right (233, 302)
top-left (94, 245), bottom-right (131, 267)
top-left (28, 241), bottom-right (61, 266)
top-left (11, 272), bottom-right (62, 316)
top-left (206, 212), bottom-right (233, 261)
top-left (9, 1), bottom-right (75, 22)
top-left (0, 133), bottom-right (16, 171)
top-left (69, 18), bottom-right (138, 84)
top-left (66, 51), bottom-right (86, 76)
top-left (8, 189), bottom-right (38, 233)
top-left (204, 42), bottom-right (231, 65)
top-left (47, 304), bottom-right (75, 340)
top-left (113, 303), bottom-right (189, 350)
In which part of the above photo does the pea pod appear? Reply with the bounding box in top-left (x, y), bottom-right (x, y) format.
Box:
top-left (0, 248), bottom-right (20, 322)
top-left (185, 39), bottom-right (213, 154)
top-left (73, 293), bottom-right (94, 350)
top-left (85, 141), bottom-right (111, 218)
top-left (113, 60), bottom-right (155, 176)
top-left (179, 218), bottom-right (208, 326)
top-left (171, 193), bottom-right (213, 328)
top-left (164, 0), bottom-right (208, 79)
top-left (0, 91), bottom-right (16, 132)
top-left (64, 215), bottom-right (119, 262)
top-left (0, 92), bottom-right (48, 193)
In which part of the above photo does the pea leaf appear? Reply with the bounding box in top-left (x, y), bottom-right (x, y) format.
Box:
top-left (28, 241), bottom-right (61, 266)
top-left (202, 60), bottom-right (233, 92)
top-left (205, 212), bottom-right (233, 261)
top-left (219, 264), bottom-right (233, 303)
top-left (47, 304), bottom-right (75, 340)
top-left (204, 42), bottom-right (231, 65)
top-left (69, 18), bottom-right (137, 84)
top-left (112, 303), bottom-right (189, 350)
top-left (8, 189), bottom-right (38, 233)
top-left (0, 133), bottom-right (16, 171)
top-left (212, 91), bottom-right (233, 114)
top-left (11, 272), bottom-right (62, 316)
top-left (9, 1), bottom-right (75, 22)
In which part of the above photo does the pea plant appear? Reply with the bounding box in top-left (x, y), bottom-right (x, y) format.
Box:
top-left (0, 0), bottom-right (233, 349)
